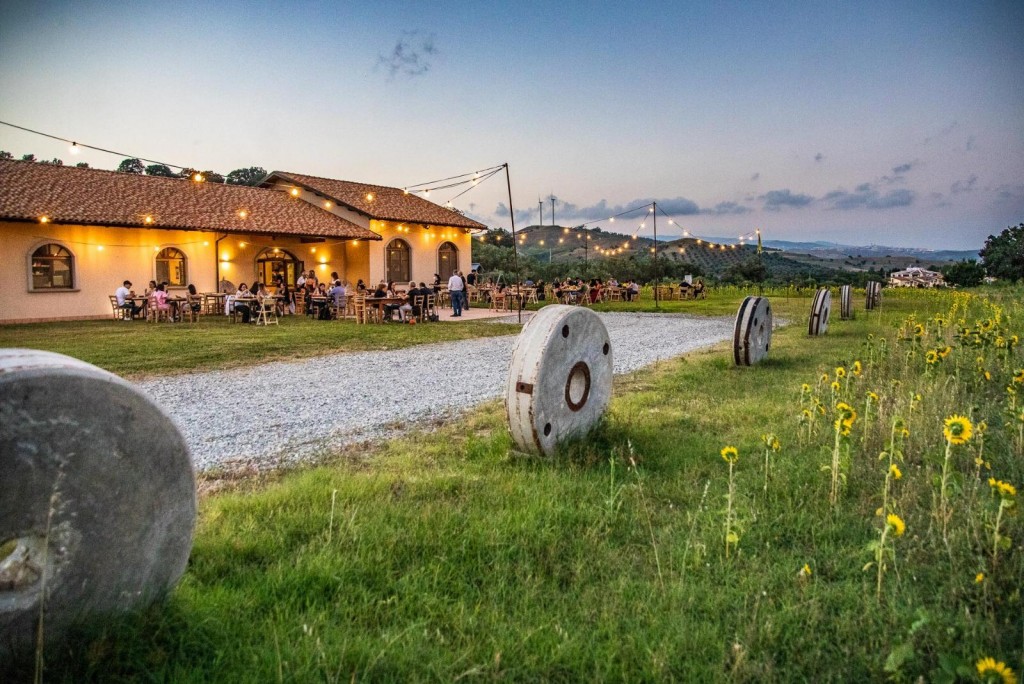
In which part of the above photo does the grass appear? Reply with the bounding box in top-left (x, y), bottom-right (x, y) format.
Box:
top-left (5, 286), bottom-right (1023, 682)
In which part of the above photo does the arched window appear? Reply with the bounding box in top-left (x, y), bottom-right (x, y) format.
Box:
top-left (256, 248), bottom-right (303, 287)
top-left (386, 239), bottom-right (411, 283)
top-left (30, 243), bottom-right (75, 290)
top-left (155, 247), bottom-right (187, 286)
top-left (438, 241), bottom-right (459, 281)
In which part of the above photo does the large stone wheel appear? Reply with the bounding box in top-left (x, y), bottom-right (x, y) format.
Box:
top-left (840, 284), bottom-right (854, 320)
top-left (506, 305), bottom-right (613, 455)
top-left (808, 288), bottom-right (831, 336)
top-left (733, 296), bottom-right (773, 366)
top-left (865, 281), bottom-right (882, 310)
top-left (0, 349), bottom-right (196, 659)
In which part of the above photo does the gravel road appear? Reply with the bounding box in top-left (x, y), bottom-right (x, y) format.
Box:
top-left (136, 312), bottom-right (735, 472)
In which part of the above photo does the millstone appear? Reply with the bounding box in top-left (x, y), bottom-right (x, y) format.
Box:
top-left (506, 305), bottom-right (613, 455)
top-left (808, 288), bottom-right (831, 336)
top-left (840, 285), bottom-right (854, 320)
top-left (733, 296), bottom-right (773, 366)
top-left (865, 281), bottom-right (882, 310)
top-left (0, 349), bottom-right (195, 659)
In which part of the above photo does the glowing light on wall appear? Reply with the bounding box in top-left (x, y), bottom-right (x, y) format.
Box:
top-left (238, 210), bottom-right (248, 219)
top-left (39, 216), bottom-right (49, 223)
top-left (290, 188), bottom-right (300, 197)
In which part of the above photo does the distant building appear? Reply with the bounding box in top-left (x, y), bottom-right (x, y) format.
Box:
top-left (888, 267), bottom-right (945, 288)
top-left (0, 159), bottom-right (483, 323)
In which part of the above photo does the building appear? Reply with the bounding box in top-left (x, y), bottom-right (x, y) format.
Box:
top-left (0, 159), bottom-right (484, 323)
top-left (887, 266), bottom-right (945, 288)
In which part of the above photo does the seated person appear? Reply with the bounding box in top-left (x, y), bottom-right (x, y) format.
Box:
top-left (186, 284), bottom-right (202, 316)
top-left (693, 279), bottom-right (706, 298)
top-left (154, 282), bottom-right (171, 319)
top-left (328, 279), bottom-right (347, 310)
top-left (115, 280), bottom-right (141, 319)
top-left (233, 283), bottom-right (254, 323)
top-left (397, 281), bottom-right (417, 321)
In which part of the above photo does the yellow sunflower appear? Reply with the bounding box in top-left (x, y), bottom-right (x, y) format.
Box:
top-left (835, 366), bottom-right (846, 378)
top-left (1013, 369), bottom-right (1024, 385)
top-left (988, 478), bottom-right (1017, 499)
top-left (886, 514), bottom-right (906, 537)
top-left (913, 323), bottom-right (925, 337)
top-left (889, 464), bottom-right (902, 480)
top-left (720, 446), bottom-right (739, 464)
top-left (943, 415), bottom-right (973, 445)
top-left (975, 572), bottom-right (985, 584)
top-left (866, 391), bottom-right (879, 402)
top-left (938, 346), bottom-right (952, 358)
top-left (925, 350), bottom-right (939, 364)
top-left (976, 657), bottom-right (1016, 684)
top-left (831, 381), bottom-right (841, 393)
top-left (852, 360), bottom-right (863, 376)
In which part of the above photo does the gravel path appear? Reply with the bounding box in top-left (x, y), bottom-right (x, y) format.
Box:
top-left (136, 312), bottom-right (735, 472)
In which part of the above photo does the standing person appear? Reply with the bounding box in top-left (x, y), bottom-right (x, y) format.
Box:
top-left (448, 270), bottom-right (465, 317)
top-left (114, 280), bottom-right (141, 319)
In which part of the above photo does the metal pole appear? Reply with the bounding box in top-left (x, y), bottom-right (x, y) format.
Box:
top-left (539, 199), bottom-right (543, 226)
top-left (653, 202), bottom-right (659, 308)
top-left (551, 196), bottom-right (556, 228)
top-left (505, 163), bottom-right (522, 324)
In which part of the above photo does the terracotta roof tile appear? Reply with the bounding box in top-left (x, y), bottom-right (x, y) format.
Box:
top-left (0, 159), bottom-right (379, 240)
top-left (264, 171), bottom-right (487, 231)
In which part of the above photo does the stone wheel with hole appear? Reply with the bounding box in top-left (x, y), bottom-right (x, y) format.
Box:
top-left (506, 305), bottom-right (613, 455)
top-left (808, 288), bottom-right (832, 336)
top-left (840, 284), bottom-right (853, 320)
top-left (865, 281), bottom-right (882, 310)
top-left (0, 349), bottom-right (196, 659)
top-left (733, 296), bottom-right (773, 366)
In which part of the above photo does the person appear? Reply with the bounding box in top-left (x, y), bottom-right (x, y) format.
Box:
top-left (296, 271), bottom-right (306, 289)
top-left (153, 282), bottom-right (171, 321)
top-left (432, 273), bottom-right (442, 294)
top-left (397, 281), bottom-right (417, 322)
top-left (629, 280), bottom-right (641, 301)
top-left (535, 279), bottom-right (546, 301)
top-left (186, 284), bottom-right (202, 317)
top-left (233, 283), bottom-right (254, 323)
top-left (115, 280), bottom-right (141, 320)
top-left (277, 280), bottom-right (293, 315)
top-left (693, 278), bottom-right (706, 298)
top-left (356, 279), bottom-right (367, 293)
top-left (328, 279), bottom-right (346, 315)
top-left (305, 270), bottom-right (318, 289)
top-left (448, 270), bottom-right (465, 317)
top-left (466, 269), bottom-right (478, 287)
top-left (144, 280), bottom-right (158, 298)
top-left (622, 279), bottom-right (634, 302)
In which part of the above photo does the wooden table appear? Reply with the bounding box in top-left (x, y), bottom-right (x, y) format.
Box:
top-left (365, 296), bottom-right (406, 321)
top-left (202, 292), bottom-right (226, 315)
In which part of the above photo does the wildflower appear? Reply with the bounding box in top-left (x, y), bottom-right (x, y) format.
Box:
top-left (925, 350), bottom-right (939, 364)
top-left (996, 336), bottom-right (1006, 349)
top-left (798, 564), bottom-right (812, 578)
top-left (835, 366), bottom-right (846, 378)
top-left (801, 408), bottom-right (812, 419)
top-left (989, 478), bottom-right (1017, 499)
top-left (886, 514), bottom-right (906, 537)
top-left (943, 415), bottom-right (973, 445)
top-left (976, 657), bottom-right (1016, 684)
top-left (720, 446), bottom-right (739, 464)
top-left (980, 318), bottom-right (995, 332)
top-left (762, 433), bottom-right (781, 451)
top-left (866, 391), bottom-right (879, 402)
top-left (889, 464), bottom-right (902, 480)
top-left (975, 572), bottom-right (985, 584)
top-left (831, 381), bottom-right (841, 393)
top-left (852, 360), bottom-right (862, 376)
top-left (1013, 369), bottom-right (1024, 385)
top-left (983, 370), bottom-right (992, 381)
top-left (938, 346), bottom-right (952, 358)
top-left (820, 373), bottom-right (829, 383)
top-left (913, 323), bottom-right (925, 337)
top-left (835, 419), bottom-right (852, 436)
top-left (801, 383), bottom-right (812, 394)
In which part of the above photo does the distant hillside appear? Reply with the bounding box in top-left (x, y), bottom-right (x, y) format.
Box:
top-left (761, 240), bottom-right (978, 263)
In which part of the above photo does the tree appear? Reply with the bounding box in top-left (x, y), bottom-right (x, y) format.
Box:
top-left (226, 166), bottom-right (268, 186)
top-left (117, 158), bottom-right (145, 174)
top-left (20, 154), bottom-right (36, 162)
top-left (0, 150), bottom-right (13, 160)
top-left (979, 223), bottom-right (1024, 282)
top-left (75, 162), bottom-right (90, 169)
top-left (40, 158), bottom-right (63, 165)
top-left (941, 260), bottom-right (985, 288)
top-left (146, 164), bottom-right (176, 177)
top-left (200, 170), bottom-right (225, 184)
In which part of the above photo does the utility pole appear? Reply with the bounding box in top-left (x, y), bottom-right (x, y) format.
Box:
top-left (653, 201), bottom-right (659, 308)
top-left (505, 163), bottom-right (522, 324)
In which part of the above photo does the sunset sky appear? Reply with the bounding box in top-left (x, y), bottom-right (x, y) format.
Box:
top-left (1, 1), bottom-right (1021, 249)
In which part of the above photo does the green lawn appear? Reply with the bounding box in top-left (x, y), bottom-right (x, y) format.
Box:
top-left (6, 287), bottom-right (1023, 682)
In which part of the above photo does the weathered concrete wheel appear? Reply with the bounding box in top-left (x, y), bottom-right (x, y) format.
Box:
top-left (733, 296), bottom-right (773, 366)
top-left (0, 349), bottom-right (196, 659)
top-left (808, 288), bottom-right (832, 336)
top-left (840, 284), bottom-right (854, 320)
top-left (865, 281), bottom-right (882, 310)
top-left (506, 305), bottom-right (613, 455)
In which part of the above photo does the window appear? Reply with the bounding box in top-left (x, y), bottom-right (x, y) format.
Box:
top-left (438, 241), bottom-right (459, 281)
top-left (30, 243), bottom-right (74, 290)
top-left (256, 248), bottom-right (303, 287)
top-left (386, 239), bottom-right (411, 283)
top-left (155, 247), bottom-right (187, 286)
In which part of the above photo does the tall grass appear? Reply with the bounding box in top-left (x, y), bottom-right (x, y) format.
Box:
top-left (5, 286), bottom-right (1021, 682)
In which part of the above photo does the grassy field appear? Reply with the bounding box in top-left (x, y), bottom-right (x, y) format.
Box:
top-left (5, 286), bottom-right (1023, 682)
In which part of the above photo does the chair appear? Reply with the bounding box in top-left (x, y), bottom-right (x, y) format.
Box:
top-left (353, 294), bottom-right (379, 324)
top-left (255, 297), bottom-right (279, 326)
top-left (414, 295), bottom-right (426, 321)
top-left (525, 287), bottom-right (538, 304)
top-left (109, 295), bottom-right (128, 320)
top-left (490, 291), bottom-right (507, 311)
top-left (148, 294), bottom-right (172, 323)
top-left (184, 294), bottom-right (202, 323)
top-left (329, 297), bottom-right (346, 320)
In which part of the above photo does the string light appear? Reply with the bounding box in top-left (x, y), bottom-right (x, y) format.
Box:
top-left (290, 188), bottom-right (300, 197)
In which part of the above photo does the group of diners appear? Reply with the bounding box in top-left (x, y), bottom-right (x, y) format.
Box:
top-left (114, 279), bottom-right (202, 321)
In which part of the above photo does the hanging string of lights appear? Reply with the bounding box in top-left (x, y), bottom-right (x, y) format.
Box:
top-left (0, 120), bottom-right (192, 170)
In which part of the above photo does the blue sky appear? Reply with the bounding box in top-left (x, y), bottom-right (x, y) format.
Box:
top-left (1, 0), bottom-right (1021, 249)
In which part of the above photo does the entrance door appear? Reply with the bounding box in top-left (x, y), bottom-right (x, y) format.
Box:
top-left (438, 241), bottom-right (458, 280)
top-left (256, 248), bottom-right (303, 287)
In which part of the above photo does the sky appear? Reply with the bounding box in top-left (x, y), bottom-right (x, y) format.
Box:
top-left (1, 0), bottom-right (1021, 250)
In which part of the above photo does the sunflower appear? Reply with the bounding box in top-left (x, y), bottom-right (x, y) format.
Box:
top-left (976, 657), bottom-right (1016, 684)
top-left (925, 350), bottom-right (939, 364)
top-left (831, 381), bottom-right (841, 393)
top-left (1013, 369), bottom-right (1024, 385)
top-left (835, 366), bottom-right (846, 378)
top-left (975, 572), bottom-right (985, 584)
top-left (988, 478), bottom-right (1017, 499)
top-left (938, 346), bottom-right (952, 358)
top-left (886, 514), bottom-right (906, 537)
top-left (913, 323), bottom-right (925, 337)
top-left (943, 415), bottom-right (973, 445)
top-left (762, 433), bottom-right (781, 451)
top-left (889, 464), bottom-right (902, 480)
top-left (801, 383), bottom-right (812, 394)
top-left (866, 391), bottom-right (879, 402)
top-left (820, 373), bottom-right (829, 383)
top-left (852, 360), bottom-right (863, 376)
top-left (720, 446), bottom-right (739, 464)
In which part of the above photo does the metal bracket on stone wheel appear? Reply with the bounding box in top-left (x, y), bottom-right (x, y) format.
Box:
top-left (0, 349), bottom-right (196, 660)
top-left (505, 305), bottom-right (613, 455)
top-left (733, 296), bottom-right (773, 366)
top-left (808, 288), bottom-right (832, 336)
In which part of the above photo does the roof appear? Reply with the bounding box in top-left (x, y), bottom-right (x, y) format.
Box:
top-left (0, 159), bottom-right (379, 240)
top-left (263, 171), bottom-right (487, 231)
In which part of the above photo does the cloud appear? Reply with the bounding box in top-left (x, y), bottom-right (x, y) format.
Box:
top-left (377, 31), bottom-right (438, 78)
top-left (822, 183), bottom-right (914, 210)
top-left (703, 201), bottom-right (752, 216)
top-left (814, 153), bottom-right (825, 162)
top-left (492, 202), bottom-right (533, 225)
top-left (540, 196), bottom-right (700, 223)
top-left (950, 174), bottom-right (978, 194)
top-left (760, 189), bottom-right (814, 210)
top-left (923, 120), bottom-right (958, 145)
top-left (892, 162), bottom-right (914, 175)
top-left (750, 172), bottom-right (760, 181)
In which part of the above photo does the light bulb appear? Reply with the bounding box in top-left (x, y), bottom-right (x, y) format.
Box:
top-left (70, 142), bottom-right (80, 155)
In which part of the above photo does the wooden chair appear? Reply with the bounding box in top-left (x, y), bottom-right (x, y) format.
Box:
top-left (490, 291), bottom-right (507, 311)
top-left (524, 287), bottom-right (538, 304)
top-left (414, 295), bottom-right (426, 321)
top-left (109, 296), bottom-right (128, 320)
top-left (184, 294), bottom-right (202, 323)
top-left (353, 294), bottom-right (379, 324)
top-left (255, 297), bottom-right (279, 326)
